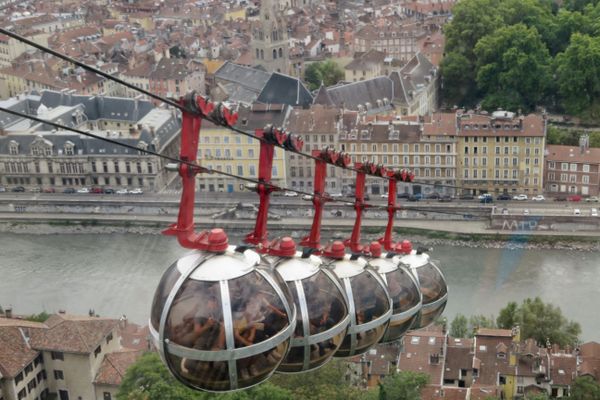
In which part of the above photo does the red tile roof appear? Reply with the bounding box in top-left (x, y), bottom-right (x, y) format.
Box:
top-left (94, 350), bottom-right (144, 386)
top-left (546, 145), bottom-right (600, 164)
top-left (0, 326), bottom-right (41, 378)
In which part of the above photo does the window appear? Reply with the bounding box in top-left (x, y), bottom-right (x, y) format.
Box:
top-left (583, 175), bottom-right (590, 184)
top-left (583, 164), bottom-right (590, 173)
top-left (570, 163), bottom-right (577, 172)
top-left (106, 332), bottom-right (113, 344)
top-left (51, 351), bottom-right (64, 361)
top-left (479, 345), bottom-right (487, 352)
top-left (18, 389), bottom-right (27, 400)
top-left (9, 141), bottom-right (19, 155)
top-left (103, 393), bottom-right (112, 400)
top-left (248, 149), bottom-right (254, 158)
top-left (147, 163), bottom-right (153, 174)
top-left (54, 370), bottom-right (64, 380)
top-left (27, 378), bottom-right (37, 392)
top-left (237, 166), bottom-right (243, 175)
top-left (561, 163), bottom-right (569, 171)
top-left (236, 149), bottom-right (242, 157)
top-left (25, 363), bottom-right (33, 374)
top-left (34, 354), bottom-right (43, 367)
top-left (136, 162), bottom-right (142, 174)
top-left (126, 162), bottom-right (131, 173)
top-left (94, 345), bottom-right (102, 358)
top-left (428, 337), bottom-right (436, 345)
top-left (410, 336), bottom-right (420, 344)
top-left (249, 165), bottom-right (256, 176)
top-left (15, 372), bottom-right (24, 385)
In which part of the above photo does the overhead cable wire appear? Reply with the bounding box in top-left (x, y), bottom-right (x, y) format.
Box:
top-left (0, 26), bottom-right (476, 192)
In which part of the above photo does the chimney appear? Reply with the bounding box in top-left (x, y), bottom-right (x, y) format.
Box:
top-left (5, 307), bottom-right (12, 319)
top-left (120, 314), bottom-right (128, 329)
top-left (89, 308), bottom-right (95, 317)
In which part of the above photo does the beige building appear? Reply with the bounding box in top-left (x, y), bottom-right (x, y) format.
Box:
top-left (424, 111), bottom-right (546, 195)
top-left (353, 22), bottom-right (426, 63)
top-left (195, 104), bottom-right (290, 193)
top-left (0, 32), bottom-right (49, 68)
top-left (0, 311), bottom-right (141, 400)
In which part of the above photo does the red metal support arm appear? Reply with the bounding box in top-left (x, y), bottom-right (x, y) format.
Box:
top-left (379, 169), bottom-right (414, 252)
top-left (162, 93), bottom-right (237, 251)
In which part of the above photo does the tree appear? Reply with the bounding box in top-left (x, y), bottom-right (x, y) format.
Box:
top-left (555, 33), bottom-right (600, 117)
top-left (468, 315), bottom-right (496, 334)
top-left (474, 24), bottom-right (552, 111)
top-left (524, 394), bottom-right (549, 400)
top-left (496, 301), bottom-right (518, 329)
top-left (496, 297), bottom-right (581, 347)
top-left (450, 314), bottom-right (468, 338)
top-left (26, 311), bottom-right (50, 323)
top-left (304, 60), bottom-right (344, 91)
top-left (376, 371), bottom-right (429, 400)
top-left (568, 376), bottom-right (600, 399)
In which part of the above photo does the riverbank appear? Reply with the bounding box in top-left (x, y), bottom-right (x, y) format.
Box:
top-left (2, 217), bottom-right (599, 251)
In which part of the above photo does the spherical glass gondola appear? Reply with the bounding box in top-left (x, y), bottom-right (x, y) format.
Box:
top-left (369, 253), bottom-right (422, 343)
top-left (265, 250), bottom-right (350, 373)
top-left (149, 246), bottom-right (296, 392)
top-left (325, 245), bottom-right (393, 358)
top-left (398, 251), bottom-right (448, 329)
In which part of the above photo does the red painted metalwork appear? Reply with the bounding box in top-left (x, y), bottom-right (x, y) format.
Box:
top-left (162, 93), bottom-right (237, 251)
top-left (378, 169), bottom-right (415, 252)
top-left (346, 162), bottom-right (387, 255)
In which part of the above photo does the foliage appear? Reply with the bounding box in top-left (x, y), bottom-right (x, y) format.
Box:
top-left (568, 376), bottom-right (600, 399)
top-left (304, 60), bottom-right (344, 91)
top-left (449, 314), bottom-right (496, 338)
top-left (450, 314), bottom-right (468, 338)
top-left (26, 311), bottom-right (50, 323)
top-left (440, 0), bottom-right (600, 118)
top-left (375, 371), bottom-right (429, 400)
top-left (474, 24), bottom-right (552, 111)
top-left (524, 394), bottom-right (549, 400)
top-left (496, 297), bottom-right (581, 347)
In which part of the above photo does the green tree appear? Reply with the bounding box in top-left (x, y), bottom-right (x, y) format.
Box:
top-left (524, 394), bottom-right (549, 400)
top-left (304, 60), bottom-right (344, 91)
top-left (450, 314), bottom-right (468, 338)
top-left (26, 311), bottom-right (50, 323)
top-left (497, 297), bottom-right (581, 347)
top-left (376, 371), bottom-right (429, 400)
top-left (555, 33), bottom-right (600, 117)
top-left (496, 301), bottom-right (518, 329)
top-left (468, 315), bottom-right (496, 334)
top-left (568, 376), bottom-right (600, 399)
top-left (474, 24), bottom-right (552, 111)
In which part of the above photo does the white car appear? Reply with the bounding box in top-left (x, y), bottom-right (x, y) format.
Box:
top-left (129, 188), bottom-right (144, 195)
top-left (574, 209), bottom-right (581, 216)
top-left (585, 196), bottom-right (599, 203)
top-left (77, 187), bottom-right (90, 194)
top-left (380, 193), bottom-right (388, 199)
top-left (330, 192), bottom-right (343, 198)
top-left (532, 195), bottom-right (545, 201)
top-left (523, 209), bottom-right (530, 215)
top-left (592, 208), bottom-right (598, 217)
top-left (302, 194), bottom-right (313, 201)
top-left (513, 194), bottom-right (528, 201)
top-left (283, 191), bottom-right (298, 197)
top-left (116, 188), bottom-right (128, 195)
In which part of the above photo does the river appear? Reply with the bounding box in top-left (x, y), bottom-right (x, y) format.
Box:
top-left (1, 232), bottom-right (599, 341)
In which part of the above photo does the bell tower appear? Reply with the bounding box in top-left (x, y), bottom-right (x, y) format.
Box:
top-left (252, 0), bottom-right (289, 74)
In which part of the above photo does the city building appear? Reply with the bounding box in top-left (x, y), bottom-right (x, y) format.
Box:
top-left (0, 310), bottom-right (138, 400)
top-left (389, 52), bottom-right (438, 117)
top-left (0, 90), bottom-right (180, 192)
top-left (148, 57), bottom-right (205, 104)
top-left (424, 110), bottom-right (546, 196)
top-left (353, 22), bottom-right (426, 63)
top-left (344, 50), bottom-right (387, 83)
top-left (195, 103), bottom-right (290, 193)
top-left (251, 0), bottom-right (290, 73)
top-left (544, 138), bottom-right (600, 197)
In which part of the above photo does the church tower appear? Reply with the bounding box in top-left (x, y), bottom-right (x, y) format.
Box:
top-left (252, 0), bottom-right (290, 74)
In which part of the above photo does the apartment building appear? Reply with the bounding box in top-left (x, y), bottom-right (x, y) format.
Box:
top-left (338, 119), bottom-right (457, 196)
top-left (353, 22), bottom-right (427, 63)
top-left (424, 111), bottom-right (546, 196)
top-left (148, 57), bottom-right (205, 103)
top-left (0, 90), bottom-right (179, 191)
top-left (195, 104), bottom-right (290, 193)
top-left (0, 312), bottom-right (129, 400)
top-left (545, 138), bottom-right (600, 197)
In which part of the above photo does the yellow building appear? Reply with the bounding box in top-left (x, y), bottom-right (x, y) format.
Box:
top-left (425, 111), bottom-right (546, 195)
top-left (0, 32), bottom-right (49, 68)
top-left (197, 105), bottom-right (290, 192)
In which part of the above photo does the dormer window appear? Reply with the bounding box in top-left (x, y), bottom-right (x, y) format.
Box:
top-left (64, 141), bottom-right (75, 156)
top-left (9, 140), bottom-right (19, 155)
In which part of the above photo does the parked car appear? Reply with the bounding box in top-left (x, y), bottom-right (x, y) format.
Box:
top-left (497, 193), bottom-right (511, 201)
top-left (397, 192), bottom-right (410, 199)
top-left (302, 194), bottom-right (313, 201)
top-left (77, 187), bottom-right (90, 194)
top-left (11, 186), bottom-right (25, 192)
top-left (585, 196), bottom-right (599, 203)
top-left (591, 208), bottom-right (598, 217)
top-left (523, 209), bottom-right (530, 215)
top-left (116, 188), bottom-right (128, 195)
top-left (103, 188), bottom-right (115, 194)
top-left (42, 188), bottom-right (55, 193)
top-left (0, 186), bottom-right (6, 192)
top-left (532, 195), bottom-right (545, 201)
top-left (283, 191), bottom-right (298, 197)
top-left (408, 193), bottom-right (423, 202)
top-left (330, 192), bottom-right (343, 198)
top-left (568, 195), bottom-right (582, 202)
top-left (480, 196), bottom-right (493, 204)
top-left (574, 208), bottom-right (581, 215)
top-left (478, 193), bottom-right (492, 200)
top-left (459, 193), bottom-right (475, 200)
top-left (426, 192), bottom-right (441, 200)
top-left (438, 195), bottom-right (453, 202)
top-left (29, 187), bottom-right (41, 193)
top-left (129, 188), bottom-right (144, 195)
top-left (380, 193), bottom-right (388, 199)
top-left (90, 187), bottom-right (103, 194)
top-left (63, 188), bottom-right (76, 194)
top-left (513, 194), bottom-right (528, 201)
top-left (553, 196), bottom-right (567, 202)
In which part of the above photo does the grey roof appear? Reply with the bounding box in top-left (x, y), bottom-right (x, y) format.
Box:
top-left (0, 97), bottom-right (37, 130)
top-left (314, 77), bottom-right (394, 114)
top-left (38, 90), bottom-right (154, 122)
top-left (214, 61), bottom-right (270, 92)
top-left (256, 72), bottom-right (313, 108)
top-left (233, 103), bottom-right (292, 131)
top-left (390, 53), bottom-right (436, 107)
